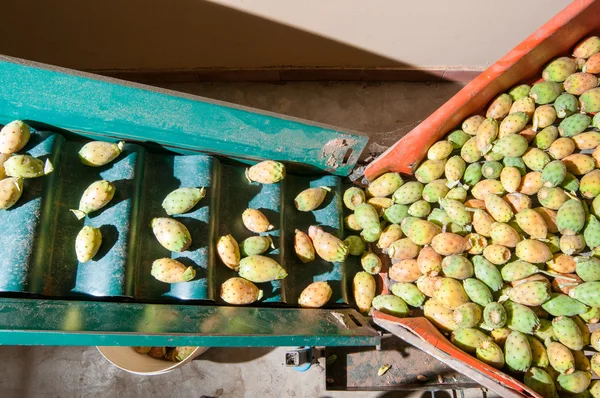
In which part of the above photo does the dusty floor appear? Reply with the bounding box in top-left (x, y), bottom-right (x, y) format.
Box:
top-left (0, 80), bottom-right (500, 398)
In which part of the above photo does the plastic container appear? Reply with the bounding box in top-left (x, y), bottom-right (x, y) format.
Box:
top-left (97, 346), bottom-right (209, 375)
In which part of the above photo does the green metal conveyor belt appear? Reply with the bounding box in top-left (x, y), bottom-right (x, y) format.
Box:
top-left (0, 56), bottom-right (378, 346)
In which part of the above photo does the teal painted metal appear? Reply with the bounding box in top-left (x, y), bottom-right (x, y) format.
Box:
top-left (0, 298), bottom-right (380, 347)
top-left (0, 56), bottom-right (367, 176)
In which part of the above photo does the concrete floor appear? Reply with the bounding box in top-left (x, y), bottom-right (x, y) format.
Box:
top-left (0, 80), bottom-right (496, 398)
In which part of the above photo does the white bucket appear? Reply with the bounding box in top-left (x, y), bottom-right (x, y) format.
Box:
top-left (97, 346), bottom-right (209, 375)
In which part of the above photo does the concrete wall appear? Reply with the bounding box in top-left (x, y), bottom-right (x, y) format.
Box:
top-left (0, 0), bottom-right (570, 72)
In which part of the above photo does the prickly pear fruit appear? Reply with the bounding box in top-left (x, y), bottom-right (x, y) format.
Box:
top-left (0, 153), bottom-right (10, 180)
top-left (422, 180), bottom-right (449, 203)
top-left (549, 137), bottom-right (576, 160)
top-left (361, 252), bottom-right (382, 275)
top-left (584, 215), bottom-right (600, 250)
top-left (579, 170), bottom-right (600, 200)
top-left (572, 131), bottom-right (600, 150)
top-left (527, 336), bottom-right (549, 369)
top-left (481, 161), bottom-right (503, 180)
top-left (462, 115), bottom-right (485, 135)
top-left (465, 233), bottom-right (488, 255)
top-left (508, 280), bottom-right (551, 307)
top-left (4, 155), bottom-right (53, 178)
top-left (0, 120), bottom-right (30, 154)
top-left (548, 341), bottom-right (576, 375)
top-left (388, 238), bottom-right (420, 261)
top-left (542, 293), bottom-right (589, 317)
top-left (476, 118), bottom-right (499, 153)
top-left (424, 298), bottom-right (458, 332)
top-left (294, 186), bottom-right (330, 211)
top-left (484, 302), bottom-right (507, 328)
top-left (392, 181), bottom-right (423, 205)
top-left (216, 234), bottom-right (241, 270)
top-left (245, 160), bottom-right (285, 184)
top-left (509, 84), bottom-right (532, 100)
top-left (557, 371), bottom-right (591, 394)
top-left (538, 187), bottom-right (569, 210)
top-left (162, 187), bottom-right (206, 215)
top-left (486, 94), bottom-right (512, 120)
top-left (454, 302), bottom-right (482, 328)
top-left (383, 204), bottom-right (408, 224)
top-left (484, 193), bottom-right (513, 223)
top-left (554, 93), bottom-right (579, 118)
top-left (431, 232), bottom-right (466, 256)
top-left (523, 148), bottom-right (551, 172)
top-left (344, 235), bottom-right (365, 256)
top-left (242, 208), bottom-right (273, 233)
top-left (500, 167), bottom-right (521, 193)
top-left (463, 278), bottom-right (493, 306)
top-left (240, 235), bottom-right (273, 257)
top-left (221, 277), bottom-right (263, 305)
top-left (564, 72), bottom-right (599, 95)
top-left (152, 217), bottom-right (192, 252)
top-left (308, 226), bottom-right (348, 262)
top-left (460, 136), bottom-right (482, 163)
top-left (345, 214), bottom-right (362, 231)
top-left (389, 259), bottom-right (421, 283)
top-left (417, 275), bottom-right (442, 298)
top-left (407, 199), bottom-right (431, 218)
top-left (391, 282), bottom-right (425, 307)
top-left (509, 98), bottom-right (535, 118)
top-left (415, 246), bottom-right (441, 276)
top-left (0, 177), bottom-right (23, 210)
top-left (515, 209), bottom-right (547, 239)
top-left (518, 171), bottom-right (543, 195)
top-left (530, 81), bottom-right (563, 104)
top-left (451, 328), bottom-right (491, 354)
top-left (580, 307), bottom-right (600, 324)
top-left (406, 219), bottom-right (440, 245)
top-left (504, 300), bottom-right (540, 334)
top-left (377, 224), bottom-right (402, 250)
top-left (585, 51), bottom-right (600, 73)
top-left (541, 160), bottom-right (566, 189)
top-left (433, 277), bottom-right (469, 310)
top-left (556, 199), bottom-right (585, 236)
top-left (367, 172), bottom-right (403, 197)
top-left (354, 204), bottom-right (381, 233)
top-left (575, 256), bottom-right (600, 282)
top-left (372, 294), bottom-right (409, 317)
top-left (503, 192), bottom-right (532, 214)
top-left (532, 105), bottom-right (557, 131)
top-left (574, 36), bottom-right (600, 58)
top-left (552, 316), bottom-right (584, 350)
top-left (504, 331), bottom-right (532, 372)
top-left (463, 163), bottom-right (483, 187)
top-left (489, 222), bottom-right (522, 247)
top-left (439, 198), bottom-right (471, 226)
top-left (415, 159), bottom-right (445, 184)
top-left (238, 255), bottom-right (287, 283)
top-left (559, 234), bottom-right (586, 256)
top-left (70, 180), bottom-right (116, 219)
top-left (343, 187), bottom-right (365, 210)
top-left (560, 114), bottom-right (592, 139)
top-left (441, 255), bottom-right (473, 279)
top-left (524, 367), bottom-right (558, 398)
top-left (483, 244), bottom-right (510, 265)
top-left (353, 271), bottom-right (376, 314)
top-left (580, 88), bottom-right (600, 113)
top-left (516, 239), bottom-right (552, 263)
top-left (298, 281), bottom-right (332, 308)
top-left (78, 141), bottom-right (125, 167)
top-left (563, 154), bottom-right (595, 176)
top-left (543, 57), bottom-right (578, 82)
top-left (444, 156), bottom-right (466, 187)
top-left (151, 258), bottom-right (196, 283)
top-left (471, 210), bottom-right (493, 237)
top-left (448, 131), bottom-right (471, 149)
top-left (499, 112), bottom-right (529, 138)
top-left (570, 282), bottom-right (600, 307)
top-left (75, 225), bottom-right (102, 263)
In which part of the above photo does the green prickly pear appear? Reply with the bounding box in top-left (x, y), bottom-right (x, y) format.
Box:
top-left (240, 235), bottom-right (273, 257)
top-left (509, 84), bottom-right (531, 100)
top-left (554, 93), bottom-right (579, 118)
top-left (560, 172), bottom-right (580, 192)
top-left (427, 141), bottom-right (454, 160)
top-left (575, 256), bottom-right (600, 282)
top-left (439, 198), bottom-right (471, 226)
top-left (499, 111), bottom-right (528, 137)
top-left (217, 234), bottom-right (240, 270)
top-left (354, 203), bottom-right (381, 232)
top-left (541, 160), bottom-right (566, 188)
top-left (557, 199), bottom-right (586, 236)
top-left (392, 181), bottom-right (423, 205)
top-left (367, 172), bottom-right (403, 197)
top-left (507, 280), bottom-right (551, 307)
top-left (391, 282), bottom-right (425, 307)
top-left (0, 177), bottom-right (23, 210)
top-left (463, 162), bottom-right (483, 186)
top-left (543, 57), bottom-right (578, 82)
top-left (481, 161), bottom-right (503, 179)
top-left (441, 255), bottom-right (473, 280)
top-left (504, 300), bottom-right (540, 334)
top-left (451, 327), bottom-right (491, 354)
top-left (343, 187), bottom-right (365, 210)
top-left (523, 148), bottom-right (551, 172)
top-left (354, 271), bottom-right (376, 314)
top-left (542, 293), bottom-right (589, 317)
top-left (559, 113), bottom-right (592, 137)
top-left (0, 120), bottom-right (30, 154)
top-left (405, 219), bottom-right (440, 245)
top-left (483, 302), bottom-right (506, 328)
top-left (407, 199), bottom-right (431, 218)
top-left (422, 179), bottom-right (450, 203)
top-left (415, 159), bottom-right (445, 184)
top-left (476, 340), bottom-right (504, 369)
top-left (298, 281), bottom-right (332, 308)
top-left (344, 235), bottom-right (365, 256)
top-left (530, 81), bottom-right (563, 104)
top-left (476, 117), bottom-right (499, 153)
top-left (584, 214), bottom-right (600, 250)
top-left (151, 258), bottom-right (196, 283)
top-left (504, 330), bottom-right (532, 372)
top-left (553, 316), bottom-right (584, 350)
top-left (473, 255), bottom-right (503, 292)
top-left (294, 186), bottom-right (330, 211)
top-left (75, 225), bottom-right (102, 263)
top-left (238, 255), bottom-right (287, 283)
top-left (580, 307), bottom-right (600, 324)
top-left (537, 187), bottom-right (568, 210)
top-left (361, 228), bottom-right (381, 244)
top-left (564, 72), bottom-right (599, 95)
top-left (527, 336), bottom-right (549, 369)
top-left (524, 367), bottom-right (559, 398)
top-left (382, 204), bottom-right (408, 224)
top-left (557, 371), bottom-right (592, 394)
top-left (78, 141), bottom-right (125, 167)
top-left (372, 294), bottom-right (409, 317)
top-left (460, 136), bottom-right (482, 163)
top-left (4, 155), bottom-right (53, 179)
top-left (444, 155), bottom-right (466, 187)
top-left (162, 187), bottom-right (206, 215)
top-left (245, 160), bottom-right (285, 184)
top-left (447, 129), bottom-right (471, 149)
top-left (535, 126), bottom-right (559, 151)
top-left (308, 226), bottom-right (348, 262)
top-left (580, 87), bottom-right (600, 113)
top-left (151, 217), bottom-right (192, 252)
top-left (221, 277), bottom-right (263, 305)
top-left (570, 282), bottom-right (600, 307)
top-left (463, 278), bottom-right (493, 306)
top-left (361, 252), bottom-right (382, 274)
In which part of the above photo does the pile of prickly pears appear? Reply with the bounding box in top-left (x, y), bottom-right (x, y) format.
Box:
top-left (350, 36), bottom-right (600, 397)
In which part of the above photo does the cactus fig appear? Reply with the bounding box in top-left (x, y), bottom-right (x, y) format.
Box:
top-left (242, 208), bottom-right (273, 233)
top-left (162, 187), bottom-right (206, 215)
top-left (372, 294), bottom-right (409, 317)
top-left (343, 187), bottom-right (365, 210)
top-left (344, 235), bottom-right (366, 256)
top-left (75, 225), bottom-right (102, 263)
top-left (0, 177), bottom-right (23, 210)
top-left (217, 234), bottom-right (240, 270)
top-left (78, 141), bottom-right (125, 167)
top-left (4, 155), bottom-right (53, 178)
top-left (238, 255), bottom-right (287, 283)
top-left (70, 180), bottom-right (115, 220)
top-left (391, 282), bottom-right (425, 307)
top-left (353, 271), bottom-right (376, 314)
top-left (367, 172), bottom-right (403, 197)
top-left (151, 258), bottom-right (196, 283)
top-left (308, 226), bottom-right (348, 262)
top-left (298, 281), bottom-right (332, 308)
top-left (504, 330), bottom-right (532, 372)
top-left (245, 160), bottom-right (285, 184)
top-left (451, 328), bottom-right (491, 354)
top-left (240, 235), bottom-right (273, 257)
top-left (294, 186), bottom-right (330, 211)
top-left (0, 120), bottom-right (30, 154)
top-left (221, 277), bottom-right (263, 305)
top-left (151, 217), bottom-right (192, 252)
